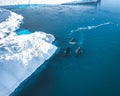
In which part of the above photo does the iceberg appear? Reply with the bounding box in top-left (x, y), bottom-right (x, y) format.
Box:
top-left (0, 0), bottom-right (80, 6)
top-left (0, 0), bottom-right (101, 6)
top-left (0, 8), bottom-right (57, 96)
top-left (62, 0), bottom-right (100, 5)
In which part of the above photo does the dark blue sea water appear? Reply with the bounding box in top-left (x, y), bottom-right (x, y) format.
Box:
top-left (10, 0), bottom-right (120, 96)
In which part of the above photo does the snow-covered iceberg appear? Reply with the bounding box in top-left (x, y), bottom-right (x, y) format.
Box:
top-left (0, 0), bottom-right (80, 6)
top-left (0, 8), bottom-right (57, 96)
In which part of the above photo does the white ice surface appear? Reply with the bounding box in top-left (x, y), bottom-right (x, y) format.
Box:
top-left (0, 8), bottom-right (57, 96)
top-left (0, 0), bottom-right (82, 6)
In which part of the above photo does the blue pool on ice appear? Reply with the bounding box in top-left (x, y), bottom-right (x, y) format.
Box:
top-left (16, 29), bottom-right (32, 35)
top-left (9, 0), bottom-right (120, 96)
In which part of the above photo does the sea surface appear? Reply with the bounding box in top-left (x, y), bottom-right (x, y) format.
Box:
top-left (10, 0), bottom-right (120, 96)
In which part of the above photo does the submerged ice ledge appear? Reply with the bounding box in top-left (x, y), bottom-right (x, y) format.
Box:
top-left (0, 8), bottom-right (57, 96)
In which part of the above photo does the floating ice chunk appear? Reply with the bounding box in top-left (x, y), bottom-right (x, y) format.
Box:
top-left (0, 32), bottom-right (57, 96)
top-left (0, 8), bottom-right (57, 96)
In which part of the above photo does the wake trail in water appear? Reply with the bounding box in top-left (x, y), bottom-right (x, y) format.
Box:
top-left (71, 22), bottom-right (112, 33)
top-left (69, 22), bottom-right (112, 48)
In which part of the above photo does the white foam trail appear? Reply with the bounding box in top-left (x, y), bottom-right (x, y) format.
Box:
top-left (0, 8), bottom-right (57, 96)
top-left (71, 22), bottom-right (112, 33)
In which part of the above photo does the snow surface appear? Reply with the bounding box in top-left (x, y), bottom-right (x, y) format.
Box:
top-left (0, 0), bottom-right (81, 6)
top-left (0, 8), bottom-right (57, 96)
